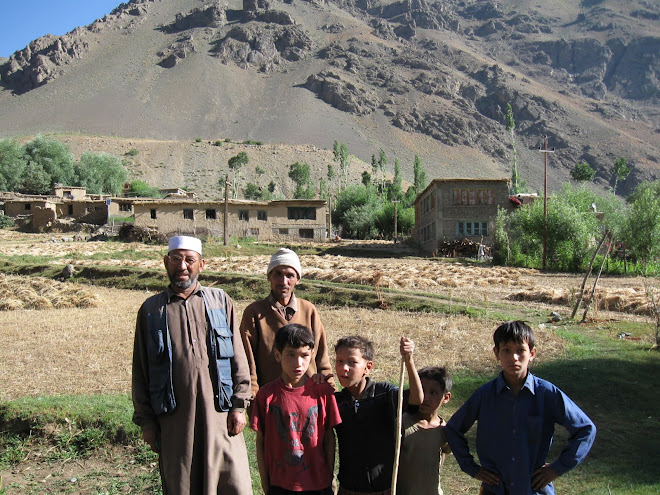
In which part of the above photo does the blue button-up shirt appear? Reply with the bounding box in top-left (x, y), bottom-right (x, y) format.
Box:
top-left (445, 372), bottom-right (596, 495)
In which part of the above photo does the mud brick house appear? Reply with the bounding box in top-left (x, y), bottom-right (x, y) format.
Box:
top-left (133, 198), bottom-right (328, 242)
top-left (414, 178), bottom-right (511, 253)
top-left (3, 186), bottom-right (135, 230)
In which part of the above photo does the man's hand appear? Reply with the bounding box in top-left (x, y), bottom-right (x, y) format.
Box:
top-left (228, 410), bottom-right (247, 436)
top-left (142, 428), bottom-right (159, 453)
top-left (474, 467), bottom-right (500, 487)
top-left (532, 463), bottom-right (558, 491)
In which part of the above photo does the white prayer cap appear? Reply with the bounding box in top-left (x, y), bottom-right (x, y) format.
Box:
top-left (168, 235), bottom-right (202, 255)
top-left (267, 248), bottom-right (302, 279)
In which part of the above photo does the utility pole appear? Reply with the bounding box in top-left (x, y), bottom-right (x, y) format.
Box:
top-left (539, 136), bottom-right (555, 270)
top-left (224, 174), bottom-right (230, 246)
top-left (392, 200), bottom-right (400, 243)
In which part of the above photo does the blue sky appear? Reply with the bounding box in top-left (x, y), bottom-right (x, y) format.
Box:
top-left (0, 0), bottom-right (121, 58)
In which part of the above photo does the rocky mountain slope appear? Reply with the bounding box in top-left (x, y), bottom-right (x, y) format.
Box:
top-left (0, 0), bottom-right (658, 197)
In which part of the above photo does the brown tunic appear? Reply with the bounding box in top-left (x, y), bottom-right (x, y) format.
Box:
top-left (132, 284), bottom-right (252, 495)
top-left (239, 294), bottom-right (334, 399)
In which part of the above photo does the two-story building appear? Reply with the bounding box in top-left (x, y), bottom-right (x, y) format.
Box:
top-left (414, 178), bottom-right (511, 253)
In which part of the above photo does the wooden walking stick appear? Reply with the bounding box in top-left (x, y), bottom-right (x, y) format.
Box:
top-left (390, 356), bottom-right (406, 495)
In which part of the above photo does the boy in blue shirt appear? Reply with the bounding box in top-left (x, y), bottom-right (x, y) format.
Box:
top-left (445, 321), bottom-right (596, 495)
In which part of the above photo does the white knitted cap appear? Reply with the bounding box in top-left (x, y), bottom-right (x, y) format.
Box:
top-left (168, 236), bottom-right (202, 255)
top-left (267, 248), bottom-right (302, 279)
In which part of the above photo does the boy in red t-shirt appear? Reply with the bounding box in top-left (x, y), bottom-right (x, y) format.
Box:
top-left (251, 323), bottom-right (341, 495)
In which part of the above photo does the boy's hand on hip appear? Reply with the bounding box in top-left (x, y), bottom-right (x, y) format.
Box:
top-left (532, 464), bottom-right (558, 490)
top-left (475, 467), bottom-right (500, 486)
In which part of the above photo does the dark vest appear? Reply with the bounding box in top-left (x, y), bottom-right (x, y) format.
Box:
top-left (145, 287), bottom-right (234, 415)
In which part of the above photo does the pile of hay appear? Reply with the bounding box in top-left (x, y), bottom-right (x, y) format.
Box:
top-left (506, 287), bottom-right (654, 316)
top-left (0, 274), bottom-right (101, 311)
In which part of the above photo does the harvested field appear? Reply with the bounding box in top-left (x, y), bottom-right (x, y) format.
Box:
top-left (1, 228), bottom-right (654, 319)
top-left (0, 286), bottom-right (565, 401)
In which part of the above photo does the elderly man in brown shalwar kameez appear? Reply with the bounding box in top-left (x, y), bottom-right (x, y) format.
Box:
top-left (132, 235), bottom-right (253, 495)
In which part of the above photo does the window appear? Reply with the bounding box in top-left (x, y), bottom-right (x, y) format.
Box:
top-left (183, 209), bottom-right (194, 220)
top-left (150, 209), bottom-right (157, 219)
top-left (279, 228), bottom-right (289, 235)
top-left (452, 189), bottom-right (495, 206)
top-left (287, 207), bottom-right (316, 220)
top-left (206, 209), bottom-right (217, 219)
top-left (299, 228), bottom-right (314, 239)
top-left (421, 194), bottom-right (434, 214)
top-left (24, 203), bottom-right (31, 210)
top-left (247, 228), bottom-right (259, 236)
top-left (257, 210), bottom-right (267, 221)
top-left (68, 205), bottom-right (74, 215)
top-left (456, 221), bottom-right (488, 237)
top-left (420, 222), bottom-right (435, 243)
top-left (119, 203), bottom-right (132, 212)
top-left (239, 210), bottom-right (249, 221)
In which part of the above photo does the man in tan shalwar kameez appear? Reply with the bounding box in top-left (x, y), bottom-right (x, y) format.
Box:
top-left (240, 248), bottom-right (334, 403)
top-left (132, 236), bottom-right (253, 495)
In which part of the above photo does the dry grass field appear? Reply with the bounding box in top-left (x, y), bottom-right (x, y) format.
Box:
top-left (0, 281), bottom-right (567, 401)
top-left (0, 229), bottom-right (651, 400)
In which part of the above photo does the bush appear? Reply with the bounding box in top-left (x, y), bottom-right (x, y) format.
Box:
top-left (125, 148), bottom-right (139, 157)
top-left (0, 214), bottom-right (15, 228)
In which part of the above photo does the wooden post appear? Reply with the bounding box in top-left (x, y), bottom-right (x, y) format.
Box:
top-left (391, 357), bottom-right (405, 495)
top-left (224, 174), bottom-right (230, 246)
top-left (539, 137), bottom-right (554, 270)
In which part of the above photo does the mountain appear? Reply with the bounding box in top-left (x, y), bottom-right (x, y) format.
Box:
top-left (0, 0), bottom-right (658, 198)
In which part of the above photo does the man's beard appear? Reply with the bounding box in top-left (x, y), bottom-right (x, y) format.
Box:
top-left (170, 273), bottom-right (198, 290)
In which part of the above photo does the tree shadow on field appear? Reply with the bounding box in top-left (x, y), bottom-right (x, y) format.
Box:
top-left (532, 354), bottom-right (660, 487)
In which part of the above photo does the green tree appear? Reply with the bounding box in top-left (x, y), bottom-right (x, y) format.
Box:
top-left (333, 141), bottom-right (351, 189)
top-left (75, 152), bottom-right (127, 195)
top-left (22, 136), bottom-right (75, 194)
top-left (0, 139), bottom-right (26, 191)
top-left (378, 148), bottom-right (387, 191)
top-left (611, 157), bottom-right (631, 194)
top-left (570, 162), bottom-right (596, 182)
top-left (244, 182), bottom-right (272, 200)
top-left (626, 180), bottom-right (660, 203)
top-left (623, 183), bottom-right (660, 269)
top-left (375, 202), bottom-right (414, 239)
top-left (319, 179), bottom-right (329, 200)
top-left (21, 161), bottom-right (51, 195)
top-left (288, 162), bottom-right (314, 199)
top-left (228, 152), bottom-right (249, 198)
top-left (127, 179), bottom-right (159, 197)
top-left (371, 154), bottom-right (378, 185)
top-left (413, 154), bottom-right (427, 194)
top-left (505, 102), bottom-right (522, 193)
top-left (505, 189), bottom-right (600, 271)
top-left (333, 184), bottom-right (380, 238)
top-left (361, 171), bottom-right (371, 187)
top-left (387, 158), bottom-right (403, 201)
